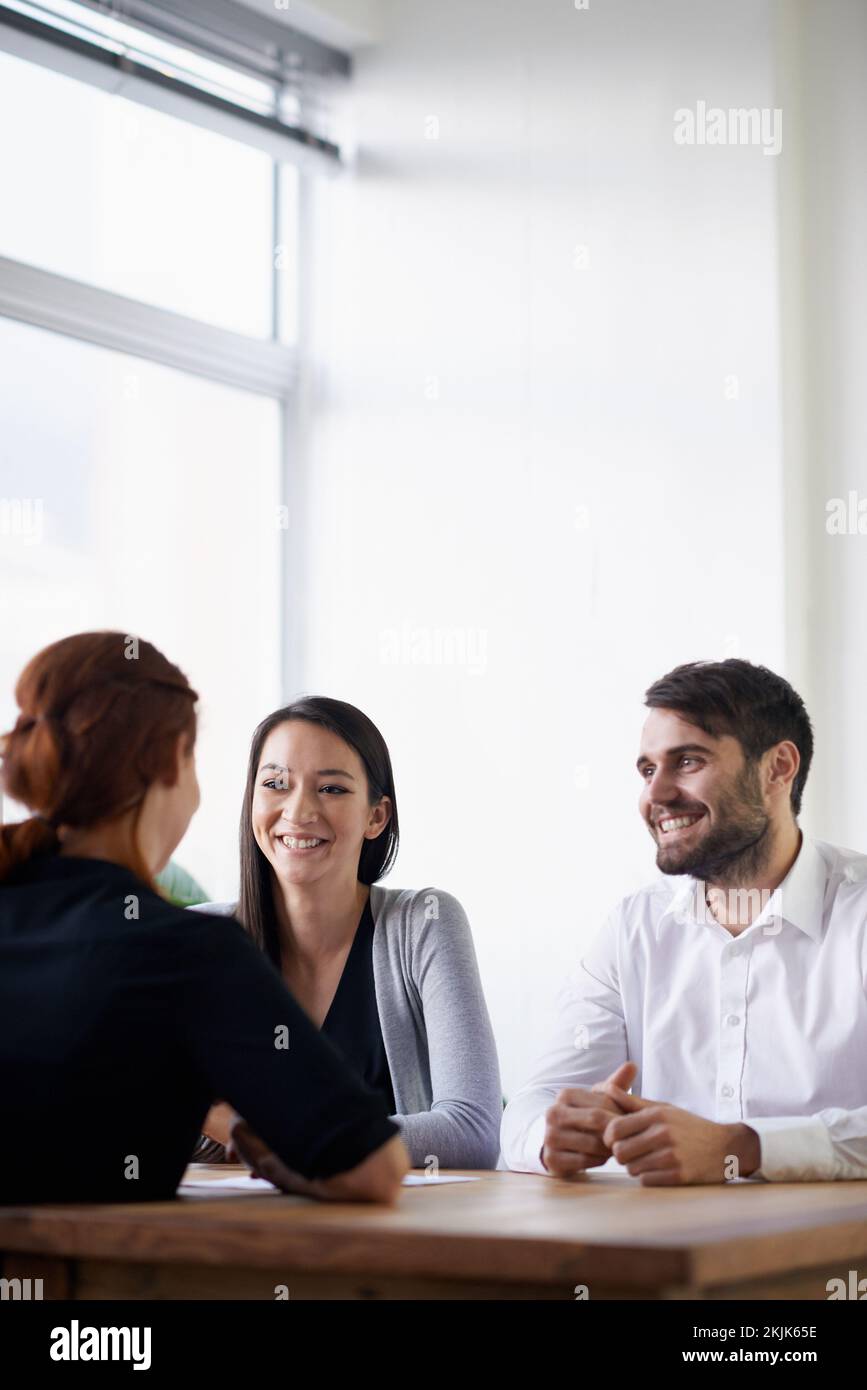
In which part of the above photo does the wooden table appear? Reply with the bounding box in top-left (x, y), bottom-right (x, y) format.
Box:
top-left (3, 1164), bottom-right (867, 1300)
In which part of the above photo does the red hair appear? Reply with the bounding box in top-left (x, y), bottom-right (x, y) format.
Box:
top-left (0, 632), bottom-right (198, 885)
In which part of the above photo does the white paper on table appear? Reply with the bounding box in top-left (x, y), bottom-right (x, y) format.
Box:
top-left (178, 1172), bottom-right (481, 1196)
top-left (401, 1174), bottom-right (479, 1185)
top-left (178, 1174), bottom-right (282, 1195)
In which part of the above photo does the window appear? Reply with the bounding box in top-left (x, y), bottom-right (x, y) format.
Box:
top-left (0, 51), bottom-right (279, 336)
top-left (0, 0), bottom-right (347, 894)
top-left (0, 316), bottom-right (282, 897)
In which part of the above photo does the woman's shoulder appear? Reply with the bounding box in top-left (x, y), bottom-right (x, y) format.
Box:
top-left (370, 883), bottom-right (471, 937)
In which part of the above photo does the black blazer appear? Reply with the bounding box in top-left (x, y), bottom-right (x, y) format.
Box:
top-left (1, 854), bottom-right (397, 1203)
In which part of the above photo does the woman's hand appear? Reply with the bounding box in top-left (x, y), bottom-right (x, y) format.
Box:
top-left (223, 1116), bottom-right (409, 1205)
top-left (227, 1118), bottom-right (325, 1196)
top-left (202, 1105), bottom-right (311, 1191)
top-left (201, 1101), bottom-right (237, 1148)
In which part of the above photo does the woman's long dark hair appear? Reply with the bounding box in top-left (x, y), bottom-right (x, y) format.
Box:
top-left (237, 697), bottom-right (399, 965)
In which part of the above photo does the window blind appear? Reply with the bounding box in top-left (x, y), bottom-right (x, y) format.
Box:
top-left (0, 0), bottom-right (348, 159)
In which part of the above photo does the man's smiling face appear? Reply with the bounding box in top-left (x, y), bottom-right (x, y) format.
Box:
top-left (637, 707), bottom-right (771, 880)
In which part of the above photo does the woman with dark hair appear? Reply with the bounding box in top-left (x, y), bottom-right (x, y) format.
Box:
top-left (0, 634), bottom-right (408, 1204)
top-left (192, 697), bottom-right (502, 1169)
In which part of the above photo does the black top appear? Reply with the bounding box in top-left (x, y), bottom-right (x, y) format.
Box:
top-left (321, 896), bottom-right (396, 1115)
top-left (0, 854), bottom-right (398, 1204)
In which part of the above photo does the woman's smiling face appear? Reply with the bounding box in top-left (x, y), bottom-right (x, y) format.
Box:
top-left (252, 719), bottom-right (390, 888)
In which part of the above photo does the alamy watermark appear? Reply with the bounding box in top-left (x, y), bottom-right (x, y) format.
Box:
top-left (826, 491), bottom-right (867, 535)
top-left (672, 881), bottom-right (783, 934)
top-left (379, 625), bottom-right (488, 676)
top-left (827, 1270), bottom-right (867, 1299)
top-left (1, 1277), bottom-right (43, 1300)
top-left (0, 497), bottom-right (43, 543)
top-left (50, 1321), bottom-right (151, 1370)
top-left (674, 102), bottom-right (782, 157)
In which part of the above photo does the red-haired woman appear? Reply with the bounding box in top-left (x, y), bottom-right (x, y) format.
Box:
top-left (0, 632), bottom-right (408, 1204)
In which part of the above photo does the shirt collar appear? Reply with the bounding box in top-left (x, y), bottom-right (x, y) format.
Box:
top-left (657, 834), bottom-right (827, 942)
top-left (767, 834), bottom-right (827, 941)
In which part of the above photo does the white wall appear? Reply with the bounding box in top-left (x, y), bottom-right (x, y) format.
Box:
top-left (291, 0), bottom-right (788, 1096)
top-left (777, 0), bottom-right (867, 849)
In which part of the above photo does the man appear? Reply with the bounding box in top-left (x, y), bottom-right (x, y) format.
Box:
top-left (501, 659), bottom-right (867, 1184)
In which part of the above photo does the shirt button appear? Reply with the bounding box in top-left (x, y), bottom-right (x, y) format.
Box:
top-left (721, 1084), bottom-right (734, 1098)
top-left (726, 1014), bottom-right (740, 1026)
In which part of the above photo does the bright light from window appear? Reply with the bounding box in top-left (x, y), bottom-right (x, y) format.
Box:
top-left (0, 315), bottom-right (283, 899)
top-left (0, 48), bottom-right (277, 337)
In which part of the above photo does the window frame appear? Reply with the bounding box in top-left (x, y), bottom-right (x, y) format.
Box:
top-left (0, 17), bottom-right (324, 697)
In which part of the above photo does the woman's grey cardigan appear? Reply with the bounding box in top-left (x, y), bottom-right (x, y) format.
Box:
top-left (187, 884), bottom-right (502, 1169)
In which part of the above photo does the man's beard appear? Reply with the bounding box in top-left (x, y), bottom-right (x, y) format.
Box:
top-left (653, 762), bottom-right (773, 885)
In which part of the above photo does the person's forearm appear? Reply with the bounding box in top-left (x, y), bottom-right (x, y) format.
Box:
top-left (393, 1106), bottom-right (501, 1169)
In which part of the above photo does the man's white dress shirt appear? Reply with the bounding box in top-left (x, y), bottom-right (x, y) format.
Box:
top-left (501, 837), bottom-right (867, 1181)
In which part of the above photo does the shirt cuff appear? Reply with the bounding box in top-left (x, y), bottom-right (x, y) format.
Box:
top-left (747, 1115), bottom-right (838, 1182)
top-left (508, 1113), bottom-right (548, 1175)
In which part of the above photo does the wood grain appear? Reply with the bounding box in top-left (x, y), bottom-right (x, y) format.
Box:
top-left (3, 1166), bottom-right (867, 1299)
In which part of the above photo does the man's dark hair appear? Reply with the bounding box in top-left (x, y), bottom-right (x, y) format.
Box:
top-left (644, 659), bottom-right (814, 817)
